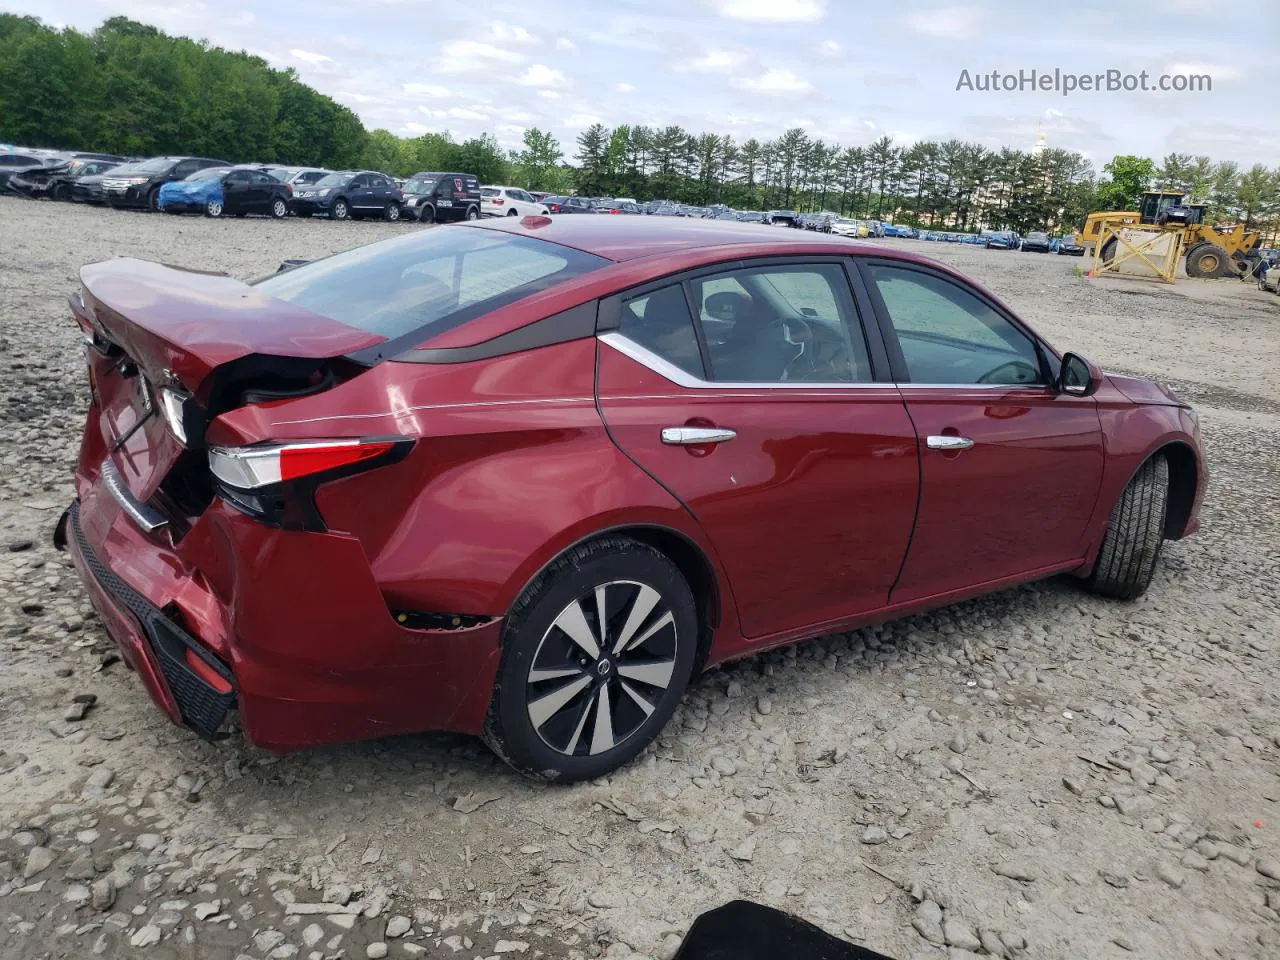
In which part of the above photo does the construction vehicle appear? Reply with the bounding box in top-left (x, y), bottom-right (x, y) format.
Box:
top-left (1076, 190), bottom-right (1262, 278)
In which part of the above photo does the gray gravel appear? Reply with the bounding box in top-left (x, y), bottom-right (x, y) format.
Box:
top-left (2, 197), bottom-right (1279, 960)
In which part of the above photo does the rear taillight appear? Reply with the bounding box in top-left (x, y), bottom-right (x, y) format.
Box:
top-left (208, 438), bottom-right (412, 530)
top-left (492, 197), bottom-right (504, 205)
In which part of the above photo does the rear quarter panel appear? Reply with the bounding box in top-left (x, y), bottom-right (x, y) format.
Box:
top-left (211, 338), bottom-right (729, 621)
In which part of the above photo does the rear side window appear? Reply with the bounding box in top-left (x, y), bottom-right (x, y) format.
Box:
top-left (482, 188), bottom-right (500, 197)
top-left (253, 230), bottom-right (610, 344)
top-left (619, 286), bottom-right (704, 378)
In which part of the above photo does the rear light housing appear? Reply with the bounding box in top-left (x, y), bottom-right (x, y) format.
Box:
top-left (208, 438), bottom-right (413, 530)
top-left (491, 197), bottom-right (504, 205)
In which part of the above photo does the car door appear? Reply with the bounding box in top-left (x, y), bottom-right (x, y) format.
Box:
top-left (221, 170), bottom-right (251, 212)
top-left (596, 259), bottom-right (919, 641)
top-left (248, 170), bottom-right (278, 211)
top-left (858, 259), bottom-right (1105, 602)
top-left (346, 174), bottom-right (371, 209)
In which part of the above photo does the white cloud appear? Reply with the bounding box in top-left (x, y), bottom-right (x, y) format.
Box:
top-left (434, 40), bottom-right (523, 74)
top-left (904, 6), bottom-right (982, 40)
top-left (1164, 62), bottom-right (1241, 81)
top-left (684, 49), bottom-right (747, 73)
top-left (512, 64), bottom-right (568, 88)
top-left (289, 48), bottom-right (332, 64)
top-left (734, 69), bottom-right (811, 93)
top-left (488, 21), bottom-right (537, 44)
top-left (565, 113), bottom-right (603, 128)
top-left (555, 36), bottom-right (577, 50)
top-left (616, 82), bottom-right (635, 93)
top-left (538, 90), bottom-right (563, 100)
top-left (714, 0), bottom-right (825, 23)
top-left (403, 82), bottom-right (451, 98)
top-left (448, 106), bottom-right (491, 121)
top-left (817, 39), bottom-right (841, 58)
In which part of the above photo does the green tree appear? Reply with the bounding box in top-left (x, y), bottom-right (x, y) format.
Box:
top-left (1095, 155), bottom-right (1156, 211)
top-left (514, 127), bottom-right (562, 191)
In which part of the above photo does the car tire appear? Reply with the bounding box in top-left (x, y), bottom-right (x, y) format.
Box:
top-left (332, 198), bottom-right (350, 221)
top-left (383, 202), bottom-right (401, 222)
top-left (1084, 455), bottom-right (1169, 600)
top-left (52, 183), bottom-right (69, 202)
top-left (270, 198), bottom-right (288, 219)
top-left (204, 199), bottom-right (224, 218)
top-left (483, 537), bottom-right (699, 782)
top-left (506, 208), bottom-right (520, 217)
top-left (466, 206), bottom-right (480, 221)
top-left (147, 187), bottom-right (161, 212)
top-left (419, 204), bottom-right (435, 225)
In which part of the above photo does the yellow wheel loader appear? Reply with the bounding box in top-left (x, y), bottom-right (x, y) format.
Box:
top-left (1076, 190), bottom-right (1262, 278)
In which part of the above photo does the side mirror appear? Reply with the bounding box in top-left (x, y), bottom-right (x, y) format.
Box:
top-left (1059, 352), bottom-right (1101, 397)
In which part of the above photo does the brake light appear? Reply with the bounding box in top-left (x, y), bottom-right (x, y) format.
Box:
top-left (209, 439), bottom-right (401, 490)
top-left (492, 197), bottom-right (504, 205)
top-left (208, 438), bottom-right (413, 531)
top-left (286, 183), bottom-right (293, 195)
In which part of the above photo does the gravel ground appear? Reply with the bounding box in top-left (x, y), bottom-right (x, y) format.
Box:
top-left (2, 197), bottom-right (1279, 960)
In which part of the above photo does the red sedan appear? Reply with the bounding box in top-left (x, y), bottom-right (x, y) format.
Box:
top-left (57, 216), bottom-right (1206, 781)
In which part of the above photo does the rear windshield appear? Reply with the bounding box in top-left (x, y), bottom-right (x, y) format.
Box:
top-left (252, 229), bottom-right (611, 351)
top-left (186, 167), bottom-right (230, 181)
top-left (481, 188), bottom-right (500, 197)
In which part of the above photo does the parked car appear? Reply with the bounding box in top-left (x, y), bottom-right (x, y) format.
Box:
top-left (400, 171), bottom-right (482, 223)
top-left (864, 220), bottom-right (886, 238)
top-left (100, 156), bottom-right (230, 211)
top-left (7, 155), bottom-right (126, 200)
top-left (292, 171), bottom-right (404, 221)
top-left (481, 186), bottom-right (550, 218)
top-left (263, 166), bottom-right (330, 193)
top-left (735, 211), bottom-right (769, 224)
top-left (0, 151), bottom-right (66, 190)
top-left (1021, 231), bottom-right (1052, 253)
top-left (595, 200), bottom-right (642, 215)
top-left (1056, 235), bottom-right (1086, 256)
top-left (553, 196), bottom-right (597, 215)
top-left (986, 231), bottom-right (1018, 250)
top-left (58, 216), bottom-right (1206, 782)
top-left (158, 166), bottom-right (293, 219)
top-left (769, 209), bottom-right (799, 226)
top-left (828, 217), bottom-right (862, 238)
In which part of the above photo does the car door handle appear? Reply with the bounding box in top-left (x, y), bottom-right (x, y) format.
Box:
top-left (661, 427), bottom-right (737, 445)
top-left (926, 435), bottom-right (975, 451)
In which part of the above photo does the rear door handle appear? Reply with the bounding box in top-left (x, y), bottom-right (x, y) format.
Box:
top-left (662, 427), bottom-right (737, 446)
top-left (926, 435), bottom-right (974, 451)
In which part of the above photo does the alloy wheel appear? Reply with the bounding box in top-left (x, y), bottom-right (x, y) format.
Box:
top-left (526, 580), bottom-right (679, 758)
top-left (272, 199), bottom-right (287, 218)
top-left (206, 200), bottom-right (223, 217)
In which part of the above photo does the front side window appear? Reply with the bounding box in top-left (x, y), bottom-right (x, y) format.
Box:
top-left (866, 264), bottom-right (1044, 385)
top-left (225, 170), bottom-right (250, 183)
top-left (689, 264), bottom-right (870, 383)
top-left (349, 174), bottom-right (370, 188)
top-left (253, 230), bottom-right (609, 342)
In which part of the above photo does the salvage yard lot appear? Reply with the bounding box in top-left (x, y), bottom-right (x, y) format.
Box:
top-left (2, 197), bottom-right (1279, 960)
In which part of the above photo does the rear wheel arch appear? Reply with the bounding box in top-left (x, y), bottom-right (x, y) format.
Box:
top-left (506, 523), bottom-right (722, 670)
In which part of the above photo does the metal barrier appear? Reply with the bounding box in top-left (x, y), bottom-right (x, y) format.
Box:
top-left (1089, 220), bottom-right (1184, 284)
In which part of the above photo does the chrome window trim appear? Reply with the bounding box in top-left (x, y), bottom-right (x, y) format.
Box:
top-left (599, 333), bottom-right (1051, 392)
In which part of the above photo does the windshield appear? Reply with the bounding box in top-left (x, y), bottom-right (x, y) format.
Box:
top-left (403, 177), bottom-right (437, 195)
top-left (252, 229), bottom-right (610, 347)
top-left (186, 167), bottom-right (230, 181)
top-left (315, 173), bottom-right (353, 188)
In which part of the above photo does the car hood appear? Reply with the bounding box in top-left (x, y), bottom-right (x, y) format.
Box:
top-left (1105, 373), bottom-right (1188, 408)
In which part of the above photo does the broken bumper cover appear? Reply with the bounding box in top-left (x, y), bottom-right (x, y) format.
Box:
top-left (61, 501), bottom-right (237, 739)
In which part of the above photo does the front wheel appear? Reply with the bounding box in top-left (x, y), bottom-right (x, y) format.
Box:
top-left (465, 205), bottom-right (480, 221)
top-left (204, 199), bottom-right (224, 218)
top-left (484, 538), bottom-right (699, 782)
top-left (383, 202), bottom-right (401, 222)
top-left (52, 183), bottom-right (69, 202)
top-left (270, 197), bottom-right (288, 219)
top-left (331, 198), bottom-right (350, 221)
top-left (1084, 455), bottom-right (1169, 600)
top-left (1185, 243), bottom-right (1230, 278)
top-left (147, 188), bottom-right (161, 212)
top-left (418, 204), bottom-right (435, 225)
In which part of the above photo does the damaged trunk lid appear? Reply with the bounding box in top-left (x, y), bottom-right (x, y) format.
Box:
top-left (75, 258), bottom-right (386, 500)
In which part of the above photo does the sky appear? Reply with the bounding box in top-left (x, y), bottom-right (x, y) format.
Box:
top-left (6, 0), bottom-right (1278, 169)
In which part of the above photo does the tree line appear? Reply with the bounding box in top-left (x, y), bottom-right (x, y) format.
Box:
top-left (3, 14), bottom-right (1278, 239)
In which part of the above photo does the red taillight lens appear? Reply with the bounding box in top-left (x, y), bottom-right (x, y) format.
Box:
top-left (280, 440), bottom-right (396, 481)
top-left (209, 439), bottom-right (403, 490)
top-left (286, 183), bottom-right (293, 195)
top-left (492, 197), bottom-right (504, 205)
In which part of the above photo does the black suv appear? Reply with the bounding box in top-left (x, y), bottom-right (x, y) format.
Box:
top-left (399, 171), bottom-right (481, 223)
top-left (292, 170), bottom-right (405, 221)
top-left (101, 156), bottom-right (229, 210)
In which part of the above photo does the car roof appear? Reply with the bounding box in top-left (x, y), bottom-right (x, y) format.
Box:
top-left (469, 213), bottom-right (937, 263)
